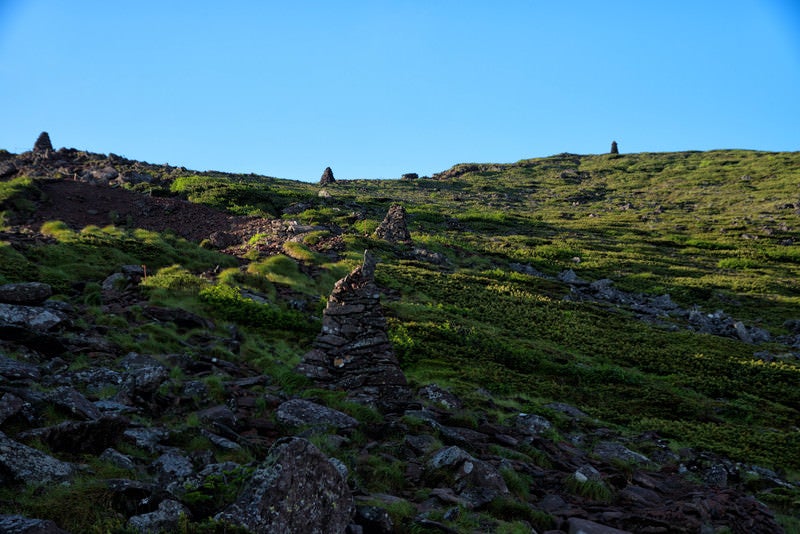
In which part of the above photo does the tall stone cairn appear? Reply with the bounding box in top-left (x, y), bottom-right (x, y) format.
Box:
top-left (33, 132), bottom-right (53, 153)
top-left (297, 251), bottom-right (411, 412)
top-left (610, 140), bottom-right (619, 154)
top-left (374, 204), bottom-right (411, 243)
top-left (319, 166), bottom-right (336, 185)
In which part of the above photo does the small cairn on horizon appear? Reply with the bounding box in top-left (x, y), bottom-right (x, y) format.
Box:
top-left (319, 166), bottom-right (336, 185)
top-left (610, 140), bottom-right (619, 155)
top-left (33, 131), bottom-right (53, 154)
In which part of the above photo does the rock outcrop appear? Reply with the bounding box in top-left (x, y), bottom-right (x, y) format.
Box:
top-left (297, 251), bottom-right (411, 412)
top-left (611, 140), bottom-right (619, 154)
top-left (217, 437), bottom-right (353, 533)
top-left (374, 204), bottom-right (412, 243)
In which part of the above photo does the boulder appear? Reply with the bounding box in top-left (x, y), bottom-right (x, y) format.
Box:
top-left (0, 393), bottom-right (34, 426)
top-left (567, 517), bottom-right (631, 534)
top-left (128, 499), bottom-right (190, 534)
top-left (514, 413), bottom-right (552, 435)
top-left (216, 437), bottom-right (354, 533)
top-left (427, 445), bottom-right (509, 508)
top-left (99, 448), bottom-right (136, 471)
top-left (123, 426), bottom-right (169, 453)
top-left (117, 353), bottom-right (170, 401)
top-left (0, 160), bottom-right (17, 179)
top-left (0, 282), bottom-right (52, 305)
top-left (276, 398), bottom-right (359, 430)
top-left (47, 386), bottom-right (103, 420)
top-left (0, 354), bottom-right (41, 381)
top-left (0, 430), bottom-right (75, 485)
top-left (593, 441), bottom-right (651, 465)
top-left (0, 303), bottom-right (62, 331)
top-left (17, 415), bottom-right (128, 454)
top-left (0, 515), bottom-right (69, 534)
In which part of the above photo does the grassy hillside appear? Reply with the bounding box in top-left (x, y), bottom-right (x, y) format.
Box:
top-left (1, 148), bottom-right (799, 531)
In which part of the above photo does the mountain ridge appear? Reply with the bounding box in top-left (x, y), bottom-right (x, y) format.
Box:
top-left (0, 135), bottom-right (798, 532)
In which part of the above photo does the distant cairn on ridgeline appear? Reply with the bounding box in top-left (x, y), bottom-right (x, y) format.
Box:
top-left (319, 166), bottom-right (336, 185)
top-left (610, 140), bottom-right (619, 155)
top-left (33, 132), bottom-right (53, 154)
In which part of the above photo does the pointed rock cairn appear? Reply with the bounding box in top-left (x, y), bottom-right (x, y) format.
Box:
top-left (297, 251), bottom-right (410, 412)
top-left (319, 166), bottom-right (336, 185)
top-left (610, 140), bottom-right (619, 154)
top-left (33, 132), bottom-right (53, 153)
top-left (374, 204), bottom-right (411, 243)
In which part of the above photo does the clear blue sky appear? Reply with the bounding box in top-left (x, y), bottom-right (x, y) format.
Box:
top-left (1, 1), bottom-right (798, 182)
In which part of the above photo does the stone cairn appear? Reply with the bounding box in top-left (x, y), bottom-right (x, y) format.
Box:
top-left (33, 132), bottom-right (53, 153)
top-left (297, 251), bottom-right (411, 412)
top-left (610, 140), bottom-right (619, 154)
top-left (319, 166), bottom-right (336, 185)
top-left (374, 204), bottom-right (411, 243)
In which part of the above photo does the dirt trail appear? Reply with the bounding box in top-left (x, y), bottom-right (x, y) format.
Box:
top-left (23, 180), bottom-right (271, 243)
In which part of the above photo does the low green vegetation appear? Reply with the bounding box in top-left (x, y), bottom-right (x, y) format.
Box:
top-left (1, 148), bottom-right (799, 530)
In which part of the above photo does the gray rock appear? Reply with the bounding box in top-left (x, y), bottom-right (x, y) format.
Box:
top-left (83, 166), bottom-right (119, 183)
top-left (100, 448), bottom-right (136, 470)
top-left (216, 437), bottom-right (354, 533)
top-left (514, 413), bottom-right (552, 435)
top-left (276, 398), bottom-right (359, 430)
top-left (356, 505), bottom-right (394, 533)
top-left (200, 429), bottom-right (242, 451)
top-left (0, 161), bottom-right (17, 179)
top-left (0, 354), bottom-right (40, 381)
top-left (197, 405), bottom-right (237, 429)
top-left (17, 415), bottom-right (128, 454)
top-left (62, 367), bottom-right (123, 395)
top-left (567, 517), bottom-right (633, 534)
top-left (101, 272), bottom-right (127, 292)
top-left (545, 402), bottom-right (589, 420)
top-left (0, 430), bottom-right (75, 484)
top-left (216, 438), bottom-right (354, 534)
top-left (418, 384), bottom-right (462, 410)
top-left (559, 269), bottom-right (589, 286)
top-left (0, 303), bottom-right (62, 331)
top-left (320, 166), bottom-right (336, 185)
top-left (153, 450), bottom-right (195, 481)
top-left (0, 282), bottom-right (52, 305)
top-left (593, 441), bottom-right (650, 465)
top-left (0, 393), bottom-right (33, 425)
top-left (574, 464), bottom-right (603, 483)
top-left (704, 463), bottom-right (728, 487)
top-left (128, 499), bottom-right (190, 534)
top-left (94, 399), bottom-right (138, 414)
top-left (123, 426), bottom-right (169, 453)
top-left (428, 446), bottom-right (473, 470)
top-left (427, 446), bottom-right (509, 508)
top-left (118, 352), bottom-right (170, 397)
top-left (0, 514), bottom-right (69, 533)
top-left (47, 386), bottom-right (102, 420)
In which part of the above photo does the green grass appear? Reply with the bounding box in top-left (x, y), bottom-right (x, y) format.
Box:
top-left (2, 148), bottom-right (800, 527)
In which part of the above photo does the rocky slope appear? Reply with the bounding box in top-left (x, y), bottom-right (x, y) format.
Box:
top-left (0, 135), bottom-right (797, 533)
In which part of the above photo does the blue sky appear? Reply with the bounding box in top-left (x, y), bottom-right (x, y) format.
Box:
top-left (1, 1), bottom-right (798, 182)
